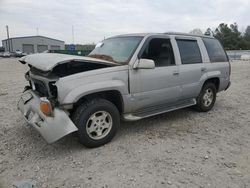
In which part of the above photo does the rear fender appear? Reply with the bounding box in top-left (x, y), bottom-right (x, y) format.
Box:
top-left (199, 71), bottom-right (221, 90)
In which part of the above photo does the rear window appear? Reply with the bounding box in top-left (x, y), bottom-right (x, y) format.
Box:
top-left (203, 38), bottom-right (228, 62)
top-left (176, 39), bottom-right (202, 64)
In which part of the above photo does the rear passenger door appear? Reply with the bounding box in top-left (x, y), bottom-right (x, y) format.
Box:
top-left (175, 38), bottom-right (206, 100)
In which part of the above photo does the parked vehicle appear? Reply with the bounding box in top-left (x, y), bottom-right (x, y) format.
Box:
top-left (241, 54), bottom-right (250, 61)
top-left (17, 33), bottom-right (231, 148)
top-left (14, 50), bottom-right (26, 57)
top-left (0, 51), bottom-right (11, 57)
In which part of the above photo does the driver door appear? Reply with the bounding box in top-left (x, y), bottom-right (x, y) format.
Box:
top-left (129, 37), bottom-right (181, 112)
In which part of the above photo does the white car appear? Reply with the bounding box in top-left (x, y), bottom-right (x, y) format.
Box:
top-left (241, 54), bottom-right (250, 61)
top-left (2, 52), bottom-right (11, 57)
top-left (15, 50), bottom-right (27, 57)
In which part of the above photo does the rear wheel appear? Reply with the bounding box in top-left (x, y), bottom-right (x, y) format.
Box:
top-left (72, 98), bottom-right (120, 148)
top-left (195, 83), bottom-right (217, 112)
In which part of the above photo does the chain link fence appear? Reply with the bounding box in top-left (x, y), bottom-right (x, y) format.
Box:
top-left (226, 50), bottom-right (250, 60)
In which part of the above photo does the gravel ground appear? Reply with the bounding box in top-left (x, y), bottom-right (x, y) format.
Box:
top-left (0, 58), bottom-right (250, 188)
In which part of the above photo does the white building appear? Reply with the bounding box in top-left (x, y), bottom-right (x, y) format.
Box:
top-left (2, 35), bottom-right (65, 54)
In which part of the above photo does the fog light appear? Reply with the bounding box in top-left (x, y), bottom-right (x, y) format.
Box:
top-left (40, 98), bottom-right (53, 116)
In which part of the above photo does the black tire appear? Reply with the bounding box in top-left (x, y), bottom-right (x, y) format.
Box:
top-left (72, 98), bottom-right (120, 148)
top-left (194, 82), bottom-right (217, 112)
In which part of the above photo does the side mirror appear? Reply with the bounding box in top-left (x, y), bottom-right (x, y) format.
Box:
top-left (134, 59), bottom-right (155, 69)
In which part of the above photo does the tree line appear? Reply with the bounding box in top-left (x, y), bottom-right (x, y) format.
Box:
top-left (204, 23), bottom-right (250, 50)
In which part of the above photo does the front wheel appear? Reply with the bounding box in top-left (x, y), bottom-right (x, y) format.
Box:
top-left (72, 98), bottom-right (120, 148)
top-left (195, 83), bottom-right (217, 112)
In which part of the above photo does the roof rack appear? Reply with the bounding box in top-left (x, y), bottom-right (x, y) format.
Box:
top-left (164, 32), bottom-right (213, 38)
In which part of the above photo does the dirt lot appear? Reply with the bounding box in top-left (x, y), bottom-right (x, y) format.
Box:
top-left (0, 58), bottom-right (250, 188)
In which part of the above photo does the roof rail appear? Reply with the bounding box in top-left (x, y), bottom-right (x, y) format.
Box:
top-left (164, 32), bottom-right (213, 38)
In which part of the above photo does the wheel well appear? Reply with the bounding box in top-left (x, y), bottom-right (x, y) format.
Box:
top-left (203, 77), bottom-right (220, 91)
top-left (74, 90), bottom-right (124, 114)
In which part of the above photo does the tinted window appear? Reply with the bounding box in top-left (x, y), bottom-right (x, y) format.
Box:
top-left (203, 38), bottom-right (228, 62)
top-left (177, 40), bottom-right (202, 64)
top-left (141, 38), bottom-right (175, 67)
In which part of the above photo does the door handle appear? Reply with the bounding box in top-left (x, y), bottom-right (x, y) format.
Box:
top-left (173, 71), bottom-right (179, 75)
top-left (201, 67), bottom-right (207, 72)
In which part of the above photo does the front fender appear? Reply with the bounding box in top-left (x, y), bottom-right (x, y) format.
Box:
top-left (59, 80), bottom-right (128, 104)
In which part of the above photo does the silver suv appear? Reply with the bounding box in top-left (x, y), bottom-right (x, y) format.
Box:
top-left (18, 33), bottom-right (231, 148)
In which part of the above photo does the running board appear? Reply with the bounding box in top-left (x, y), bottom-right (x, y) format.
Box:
top-left (123, 99), bottom-right (196, 121)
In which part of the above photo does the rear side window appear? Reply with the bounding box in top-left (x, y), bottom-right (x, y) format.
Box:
top-left (203, 38), bottom-right (228, 62)
top-left (176, 39), bottom-right (202, 64)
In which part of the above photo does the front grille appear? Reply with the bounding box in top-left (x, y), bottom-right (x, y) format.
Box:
top-left (49, 82), bottom-right (58, 97)
top-left (32, 79), bottom-right (48, 96)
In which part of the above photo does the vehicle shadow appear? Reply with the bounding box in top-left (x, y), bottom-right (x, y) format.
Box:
top-left (20, 106), bottom-right (202, 157)
top-left (117, 107), bottom-right (197, 139)
top-left (52, 107), bottom-right (197, 151)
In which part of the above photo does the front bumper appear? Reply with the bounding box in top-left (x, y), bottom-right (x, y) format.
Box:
top-left (17, 90), bottom-right (78, 143)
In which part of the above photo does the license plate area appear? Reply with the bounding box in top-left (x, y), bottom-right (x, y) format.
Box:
top-left (21, 92), bottom-right (33, 104)
top-left (27, 111), bottom-right (34, 120)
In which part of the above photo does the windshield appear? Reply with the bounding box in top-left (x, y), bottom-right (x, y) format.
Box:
top-left (88, 36), bottom-right (143, 64)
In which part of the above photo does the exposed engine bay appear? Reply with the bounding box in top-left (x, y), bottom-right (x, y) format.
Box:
top-left (20, 54), bottom-right (118, 101)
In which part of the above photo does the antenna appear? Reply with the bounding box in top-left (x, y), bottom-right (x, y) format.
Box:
top-left (36, 28), bottom-right (39, 35)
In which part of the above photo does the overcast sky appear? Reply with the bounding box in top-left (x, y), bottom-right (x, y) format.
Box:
top-left (0, 0), bottom-right (249, 44)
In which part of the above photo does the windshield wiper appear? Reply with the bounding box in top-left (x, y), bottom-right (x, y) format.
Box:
top-left (88, 54), bottom-right (116, 63)
top-left (88, 54), bottom-right (128, 65)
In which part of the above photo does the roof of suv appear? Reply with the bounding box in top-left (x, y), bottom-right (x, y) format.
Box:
top-left (110, 32), bottom-right (214, 39)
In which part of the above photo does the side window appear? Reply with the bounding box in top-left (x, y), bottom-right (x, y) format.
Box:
top-left (176, 39), bottom-right (202, 64)
top-left (141, 38), bottom-right (175, 67)
top-left (202, 38), bottom-right (228, 62)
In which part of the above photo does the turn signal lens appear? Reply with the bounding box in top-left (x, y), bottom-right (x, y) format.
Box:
top-left (40, 100), bottom-right (52, 116)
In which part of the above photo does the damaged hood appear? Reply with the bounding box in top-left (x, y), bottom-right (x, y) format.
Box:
top-left (19, 53), bottom-right (117, 71)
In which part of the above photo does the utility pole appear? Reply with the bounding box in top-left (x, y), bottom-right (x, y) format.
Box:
top-left (6, 25), bottom-right (11, 52)
top-left (72, 25), bottom-right (74, 44)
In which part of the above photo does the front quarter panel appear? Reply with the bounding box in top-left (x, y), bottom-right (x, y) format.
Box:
top-left (56, 67), bottom-right (129, 105)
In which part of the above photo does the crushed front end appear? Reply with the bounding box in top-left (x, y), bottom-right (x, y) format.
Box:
top-left (18, 90), bottom-right (78, 143)
top-left (17, 67), bottom-right (78, 143)
top-left (17, 53), bottom-right (116, 143)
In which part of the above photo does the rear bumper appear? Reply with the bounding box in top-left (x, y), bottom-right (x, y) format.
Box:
top-left (17, 90), bottom-right (78, 143)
